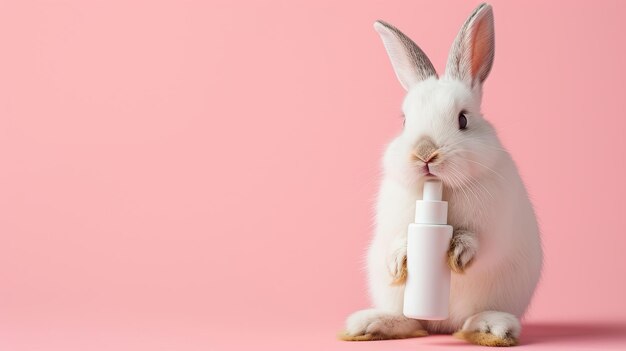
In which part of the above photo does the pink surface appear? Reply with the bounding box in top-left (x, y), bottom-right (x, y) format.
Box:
top-left (1, 0), bottom-right (626, 350)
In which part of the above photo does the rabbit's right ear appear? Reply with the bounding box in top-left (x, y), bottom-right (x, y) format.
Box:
top-left (374, 21), bottom-right (437, 91)
top-left (444, 3), bottom-right (495, 86)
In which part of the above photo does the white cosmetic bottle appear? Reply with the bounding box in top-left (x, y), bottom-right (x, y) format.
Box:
top-left (403, 179), bottom-right (453, 320)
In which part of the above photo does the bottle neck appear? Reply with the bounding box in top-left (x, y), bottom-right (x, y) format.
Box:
top-left (414, 200), bottom-right (448, 225)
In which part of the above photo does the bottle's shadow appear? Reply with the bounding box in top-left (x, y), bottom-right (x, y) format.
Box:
top-left (522, 321), bottom-right (626, 345)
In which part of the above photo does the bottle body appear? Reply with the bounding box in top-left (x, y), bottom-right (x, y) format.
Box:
top-left (403, 223), bottom-right (453, 320)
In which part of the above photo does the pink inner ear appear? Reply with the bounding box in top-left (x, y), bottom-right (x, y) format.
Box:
top-left (471, 17), bottom-right (488, 81)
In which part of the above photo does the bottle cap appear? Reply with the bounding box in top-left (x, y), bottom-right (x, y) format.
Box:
top-left (415, 179), bottom-right (448, 225)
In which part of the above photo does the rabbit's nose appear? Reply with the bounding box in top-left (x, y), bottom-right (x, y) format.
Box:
top-left (413, 138), bottom-right (439, 163)
top-left (423, 153), bottom-right (439, 163)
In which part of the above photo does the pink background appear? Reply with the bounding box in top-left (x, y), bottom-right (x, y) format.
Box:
top-left (1, 1), bottom-right (626, 350)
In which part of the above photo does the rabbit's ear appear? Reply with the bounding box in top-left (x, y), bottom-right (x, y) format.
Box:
top-left (374, 20), bottom-right (437, 91)
top-left (445, 3), bottom-right (495, 86)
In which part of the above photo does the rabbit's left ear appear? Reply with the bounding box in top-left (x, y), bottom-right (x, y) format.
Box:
top-left (445, 3), bottom-right (495, 86)
top-left (374, 20), bottom-right (437, 91)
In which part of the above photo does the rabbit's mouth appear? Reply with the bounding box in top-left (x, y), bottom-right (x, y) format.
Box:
top-left (421, 164), bottom-right (436, 177)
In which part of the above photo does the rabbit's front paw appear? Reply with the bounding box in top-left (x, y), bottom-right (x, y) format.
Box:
top-left (341, 309), bottom-right (427, 341)
top-left (454, 311), bottom-right (520, 346)
top-left (387, 237), bottom-right (407, 285)
top-left (448, 230), bottom-right (478, 274)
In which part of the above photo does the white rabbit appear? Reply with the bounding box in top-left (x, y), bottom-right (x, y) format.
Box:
top-left (342, 3), bottom-right (542, 347)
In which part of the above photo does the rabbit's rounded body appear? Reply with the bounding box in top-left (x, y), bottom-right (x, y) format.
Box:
top-left (343, 5), bottom-right (543, 346)
top-left (368, 148), bottom-right (542, 334)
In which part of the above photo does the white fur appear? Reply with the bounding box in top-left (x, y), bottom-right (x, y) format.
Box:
top-left (345, 3), bottom-right (542, 340)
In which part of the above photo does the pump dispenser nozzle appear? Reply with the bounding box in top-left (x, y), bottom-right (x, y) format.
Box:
top-left (422, 179), bottom-right (443, 201)
top-left (414, 179), bottom-right (448, 225)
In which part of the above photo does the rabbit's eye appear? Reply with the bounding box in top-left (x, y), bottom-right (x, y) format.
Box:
top-left (401, 113), bottom-right (406, 127)
top-left (458, 112), bottom-right (468, 130)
